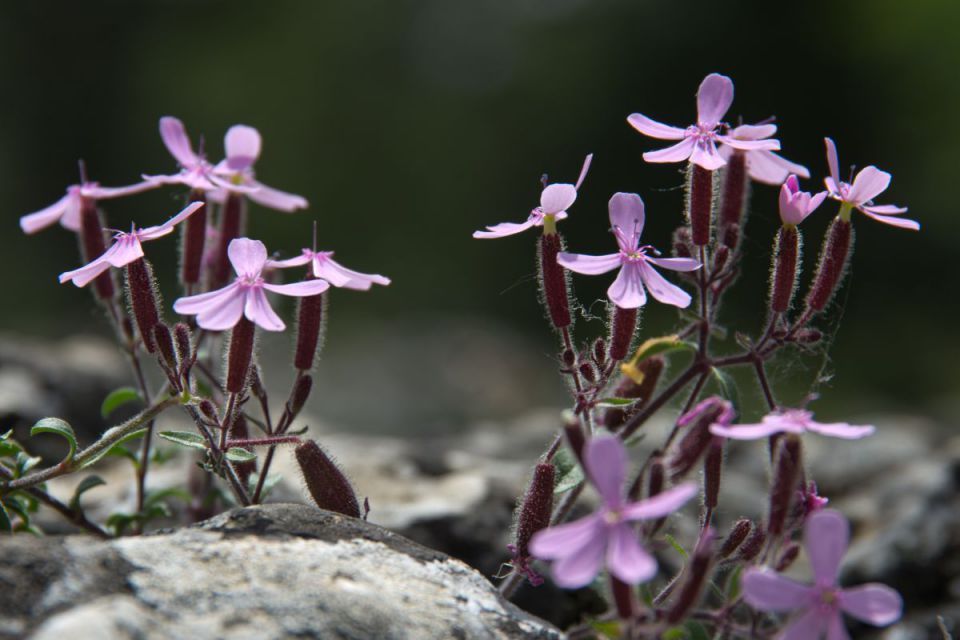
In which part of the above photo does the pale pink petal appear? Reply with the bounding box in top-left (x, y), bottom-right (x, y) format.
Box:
top-left (606, 523), bottom-right (657, 584)
top-left (574, 154), bottom-right (593, 190)
top-left (622, 482), bottom-right (697, 521)
top-left (690, 141), bottom-right (726, 171)
top-left (826, 613), bottom-right (851, 640)
top-left (838, 584), bottom-right (903, 626)
top-left (473, 219), bottom-right (536, 239)
top-left (159, 117), bottom-right (198, 168)
top-left (584, 436), bottom-right (628, 507)
top-left (644, 256), bottom-right (700, 272)
top-left (847, 166), bottom-right (891, 205)
top-left (550, 529), bottom-right (607, 588)
top-left (139, 202), bottom-right (205, 240)
top-left (781, 608), bottom-right (829, 640)
top-left (266, 253), bottom-right (312, 269)
top-left (244, 287), bottom-right (285, 331)
top-left (824, 176), bottom-right (842, 196)
top-left (861, 203), bottom-right (908, 215)
top-left (607, 264), bottom-right (647, 309)
top-left (809, 191), bottom-right (828, 211)
top-left (86, 181), bottom-right (159, 199)
top-left (59, 195), bottom-right (83, 231)
top-left (696, 73), bottom-right (734, 127)
top-left (643, 138), bottom-right (696, 164)
top-left (803, 421), bottom-right (875, 439)
top-left (262, 279), bottom-right (330, 297)
top-left (248, 180), bottom-right (309, 212)
top-left (627, 113), bottom-right (686, 140)
top-left (637, 261), bottom-right (691, 307)
top-left (228, 238), bottom-right (268, 276)
top-left (194, 288), bottom-right (246, 331)
top-left (742, 567), bottom-right (815, 611)
top-left (58, 251), bottom-right (115, 288)
top-left (312, 257), bottom-right (390, 290)
top-left (608, 192), bottom-right (645, 252)
top-left (20, 195), bottom-right (70, 234)
top-left (718, 136), bottom-right (781, 152)
top-left (557, 252), bottom-right (621, 276)
top-left (173, 281), bottom-right (242, 315)
top-left (105, 239), bottom-right (145, 268)
top-left (540, 184), bottom-right (577, 215)
top-left (804, 510), bottom-right (848, 585)
top-left (729, 123), bottom-right (777, 140)
top-left (224, 125), bottom-right (262, 171)
top-left (857, 208), bottom-right (921, 231)
top-left (825, 138), bottom-right (841, 188)
top-left (709, 421), bottom-right (786, 440)
top-left (746, 150), bottom-right (811, 185)
top-left (529, 513), bottom-right (605, 560)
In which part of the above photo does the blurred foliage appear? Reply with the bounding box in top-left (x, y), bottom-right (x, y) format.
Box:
top-left (0, 0), bottom-right (957, 420)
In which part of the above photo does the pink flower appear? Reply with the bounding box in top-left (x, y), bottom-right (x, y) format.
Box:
top-left (145, 117), bottom-right (254, 194)
top-left (58, 202), bottom-right (204, 287)
top-left (709, 408), bottom-right (874, 441)
top-left (779, 175), bottom-right (827, 226)
top-left (472, 155), bottom-right (592, 239)
top-left (529, 436), bottom-right (697, 588)
top-left (823, 138), bottom-right (919, 231)
top-left (20, 180), bottom-right (157, 235)
top-left (743, 509), bottom-right (903, 639)
top-left (556, 193), bottom-right (701, 309)
top-left (209, 125), bottom-right (308, 212)
top-left (267, 249), bottom-right (390, 290)
top-left (718, 123), bottom-right (810, 185)
top-left (627, 73), bottom-right (780, 171)
top-left (173, 238), bottom-right (329, 331)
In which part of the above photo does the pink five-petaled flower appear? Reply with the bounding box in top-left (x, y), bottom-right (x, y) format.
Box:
top-left (823, 138), bottom-right (919, 231)
top-left (173, 238), bottom-right (329, 331)
top-left (472, 155), bottom-right (592, 239)
top-left (709, 408), bottom-right (875, 441)
top-left (557, 192), bottom-right (701, 309)
top-left (20, 180), bottom-right (158, 235)
top-left (529, 436), bottom-right (697, 588)
top-left (719, 123), bottom-right (810, 185)
top-left (743, 509), bottom-right (903, 639)
top-left (779, 175), bottom-right (827, 227)
top-left (627, 73), bottom-right (780, 171)
top-left (58, 202), bottom-right (204, 287)
top-left (145, 117), bottom-right (254, 194)
top-left (267, 249), bottom-right (390, 290)
top-left (209, 125), bottom-right (308, 212)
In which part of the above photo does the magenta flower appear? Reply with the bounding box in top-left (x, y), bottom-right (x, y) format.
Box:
top-left (146, 117), bottom-right (253, 194)
top-left (627, 73), bottom-right (780, 171)
top-left (58, 202), bottom-right (204, 287)
top-left (823, 138), bottom-right (919, 231)
top-left (556, 193), bottom-right (701, 309)
top-left (743, 509), bottom-right (903, 638)
top-left (174, 238), bottom-right (329, 331)
top-left (529, 436), bottom-right (697, 588)
top-left (472, 154), bottom-right (592, 239)
top-left (210, 125), bottom-right (308, 212)
top-left (718, 123), bottom-right (810, 185)
top-left (268, 249), bottom-right (390, 290)
top-left (20, 180), bottom-right (157, 235)
top-left (779, 175), bottom-right (827, 227)
top-left (709, 408), bottom-right (874, 441)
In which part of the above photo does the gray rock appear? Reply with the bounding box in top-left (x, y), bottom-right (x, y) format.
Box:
top-left (1, 503), bottom-right (561, 640)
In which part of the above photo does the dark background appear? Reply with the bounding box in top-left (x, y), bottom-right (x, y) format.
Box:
top-left (1, 0), bottom-right (957, 432)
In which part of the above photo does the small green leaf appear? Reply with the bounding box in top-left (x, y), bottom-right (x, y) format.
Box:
top-left (158, 431), bottom-right (208, 451)
top-left (596, 397), bottom-right (636, 407)
top-left (100, 387), bottom-right (143, 419)
top-left (684, 620), bottom-right (710, 640)
top-left (248, 472), bottom-right (282, 498)
top-left (0, 438), bottom-right (23, 458)
top-left (710, 367), bottom-right (741, 415)
top-left (69, 475), bottom-right (106, 512)
top-left (30, 418), bottom-right (77, 462)
top-left (15, 452), bottom-right (42, 476)
top-left (552, 447), bottom-right (585, 494)
top-left (106, 512), bottom-right (135, 536)
top-left (144, 487), bottom-right (189, 509)
top-left (0, 501), bottom-right (12, 532)
top-left (590, 620), bottom-right (622, 639)
top-left (0, 429), bottom-right (12, 441)
top-left (661, 627), bottom-right (687, 640)
top-left (225, 447), bottom-right (256, 463)
top-left (664, 533), bottom-right (689, 560)
top-left (725, 563), bottom-right (744, 601)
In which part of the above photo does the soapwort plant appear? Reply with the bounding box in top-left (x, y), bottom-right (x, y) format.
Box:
top-left (1, 118), bottom-right (386, 535)
top-left (476, 73), bottom-right (912, 638)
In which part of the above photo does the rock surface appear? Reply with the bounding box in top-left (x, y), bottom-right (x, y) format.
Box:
top-left (0, 503), bottom-right (561, 640)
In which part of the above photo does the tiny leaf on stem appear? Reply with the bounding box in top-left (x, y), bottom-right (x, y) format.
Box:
top-left (158, 431), bottom-right (208, 451)
top-left (225, 448), bottom-right (257, 463)
top-left (30, 418), bottom-right (77, 462)
top-left (552, 447), bottom-right (585, 494)
top-left (69, 475), bottom-right (106, 512)
top-left (710, 367), bottom-right (741, 415)
top-left (100, 387), bottom-right (143, 419)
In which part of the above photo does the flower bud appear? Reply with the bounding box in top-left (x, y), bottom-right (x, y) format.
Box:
top-left (805, 217), bottom-right (853, 313)
top-left (180, 191), bottom-right (207, 287)
top-left (174, 322), bottom-right (193, 378)
top-left (603, 356), bottom-right (664, 430)
top-left (578, 362), bottom-right (596, 383)
top-left (718, 151), bottom-right (748, 249)
top-left (721, 222), bottom-right (741, 253)
top-left (712, 244), bottom-right (730, 274)
top-left (225, 317), bottom-right (256, 394)
top-left (609, 305), bottom-right (638, 362)
top-left (285, 373), bottom-right (314, 425)
top-left (672, 226), bottom-right (694, 259)
top-left (125, 258), bottom-right (162, 353)
top-left (199, 399), bottom-right (219, 423)
top-left (592, 338), bottom-right (606, 366)
top-left (563, 414), bottom-right (586, 466)
top-left (775, 541), bottom-right (801, 572)
top-left (294, 287), bottom-right (327, 372)
top-left (538, 232), bottom-right (572, 329)
top-left (153, 323), bottom-right (178, 372)
top-left (666, 529), bottom-right (715, 624)
top-left (610, 576), bottom-right (636, 621)
top-left (768, 435), bottom-right (802, 536)
top-left (560, 348), bottom-right (576, 369)
top-left (249, 365), bottom-right (268, 403)
top-left (513, 463), bottom-right (555, 571)
top-left (794, 328), bottom-right (823, 344)
top-left (295, 440), bottom-right (361, 518)
top-left (230, 414), bottom-right (257, 489)
top-left (78, 197), bottom-right (116, 300)
top-left (718, 519), bottom-right (752, 559)
top-left (687, 164), bottom-right (715, 246)
top-left (737, 524), bottom-right (766, 562)
top-left (770, 225), bottom-right (801, 314)
top-left (669, 398), bottom-right (733, 480)
top-left (703, 439), bottom-right (723, 510)
top-left (212, 193), bottom-right (246, 288)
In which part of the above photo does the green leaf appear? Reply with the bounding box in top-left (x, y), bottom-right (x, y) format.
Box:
top-left (15, 452), bottom-right (42, 476)
top-left (0, 501), bottom-right (12, 532)
top-left (552, 447), bottom-right (584, 494)
top-left (590, 620), bottom-right (622, 639)
top-left (100, 387), bottom-right (142, 419)
top-left (248, 472), bottom-right (282, 498)
top-left (725, 564), bottom-right (744, 601)
top-left (106, 512), bottom-right (135, 536)
top-left (0, 438), bottom-right (23, 458)
top-left (664, 533), bottom-right (689, 560)
top-left (69, 475), bottom-right (106, 512)
top-left (595, 397), bottom-right (636, 407)
top-left (710, 367), bottom-right (741, 415)
top-left (684, 620), bottom-right (710, 640)
top-left (158, 431), bottom-right (208, 451)
top-left (225, 447), bottom-right (256, 463)
top-left (30, 418), bottom-right (77, 462)
top-left (144, 487), bottom-right (189, 509)
top-left (662, 627), bottom-right (687, 640)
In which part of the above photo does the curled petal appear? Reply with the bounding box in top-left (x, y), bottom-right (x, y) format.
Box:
top-left (473, 219), bottom-right (536, 239)
top-left (584, 436), bottom-right (628, 507)
top-left (696, 73), bottom-right (734, 127)
top-left (574, 154), bottom-right (594, 190)
top-left (20, 194), bottom-right (70, 234)
top-left (644, 256), bottom-right (700, 272)
top-left (858, 208), bottom-right (920, 230)
top-left (803, 421), bottom-right (875, 439)
top-left (557, 252), bottom-right (621, 276)
top-left (244, 287), bottom-right (285, 331)
top-left (608, 192), bottom-right (645, 252)
top-left (622, 482), bottom-right (697, 521)
top-left (839, 584), bottom-right (903, 626)
top-left (607, 264), bottom-right (647, 309)
top-left (627, 113), bottom-right (686, 140)
top-left (742, 567), bottom-right (815, 611)
top-left (266, 253), bottom-right (312, 269)
top-left (690, 141), bottom-right (726, 171)
top-left (224, 125), bottom-right (262, 171)
top-left (804, 509), bottom-right (848, 586)
top-left (861, 203), bottom-right (908, 215)
top-left (710, 421), bottom-right (786, 440)
top-left (718, 136), bottom-right (781, 152)
top-left (228, 238), bottom-right (268, 276)
top-left (139, 202), bottom-right (205, 240)
top-left (312, 257), bottom-right (390, 289)
top-left (643, 138), bottom-right (696, 164)
top-left (825, 138), bottom-right (841, 188)
top-left (248, 180), bottom-right (309, 212)
top-left (540, 184), bottom-right (577, 215)
top-left (606, 523), bottom-right (657, 584)
top-left (637, 261), bottom-right (691, 307)
top-left (159, 116), bottom-right (198, 167)
top-left (262, 279), bottom-right (331, 297)
top-left (85, 181), bottom-right (159, 200)
top-left (58, 251), bottom-right (115, 288)
top-left (847, 166), bottom-right (891, 205)
top-left (530, 513), bottom-right (605, 560)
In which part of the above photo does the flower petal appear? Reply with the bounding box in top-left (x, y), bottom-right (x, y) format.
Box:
top-left (139, 202), bottom-right (205, 240)
top-left (826, 613), bottom-right (851, 640)
top-left (244, 287), bottom-right (285, 331)
top-left (584, 436), bottom-right (628, 507)
top-left (858, 207), bottom-right (920, 231)
top-left (690, 141), bottom-right (727, 171)
top-left (266, 253), bottom-right (313, 269)
top-left (861, 203), bottom-right (908, 215)
top-left (608, 192), bottom-right (645, 252)
top-left (550, 528), bottom-right (608, 589)
top-left (746, 150), bottom-right (811, 185)
top-left (58, 252), bottom-right (114, 288)
top-left (803, 421), bottom-right (875, 439)
top-left (729, 123), bottom-right (777, 140)
top-left (228, 238), bottom-right (268, 276)
top-left (262, 279), bottom-right (331, 297)
top-left (20, 194), bottom-right (70, 234)
top-left (105, 239), bottom-right (145, 268)
top-left (838, 584), bottom-right (903, 626)
top-left (644, 256), bottom-right (700, 272)
top-left (718, 136), bottom-right (780, 152)
top-left (224, 125), bottom-right (262, 171)
top-left (622, 482), bottom-right (697, 521)
top-left (626, 113), bottom-right (686, 140)
top-left (574, 154), bottom-right (593, 190)
top-left (540, 184), bottom-right (577, 215)
top-left (741, 567), bottom-right (815, 611)
top-left (174, 281), bottom-right (242, 315)
top-left (195, 289), bottom-right (246, 331)
top-left (696, 73), bottom-right (734, 127)
top-left (643, 138), bottom-right (696, 164)
top-left (710, 422), bottom-right (786, 440)
top-left (781, 608), bottom-right (829, 640)
top-left (607, 264), bottom-right (647, 309)
top-left (311, 257), bottom-right (390, 290)
top-left (248, 180), bottom-right (309, 212)
top-left (825, 138), bottom-right (841, 188)
top-left (606, 523), bottom-right (657, 584)
top-left (804, 509), bottom-right (848, 585)
top-left (637, 261), bottom-right (691, 307)
top-left (473, 219), bottom-right (536, 239)
top-left (557, 252), bottom-right (622, 276)
top-left (159, 116), bottom-right (198, 168)
top-left (86, 181), bottom-right (159, 199)
top-left (530, 513), bottom-right (605, 560)
top-left (847, 166), bottom-right (891, 205)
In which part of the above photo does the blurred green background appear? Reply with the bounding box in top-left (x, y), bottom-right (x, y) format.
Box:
top-left (1, 0), bottom-right (957, 431)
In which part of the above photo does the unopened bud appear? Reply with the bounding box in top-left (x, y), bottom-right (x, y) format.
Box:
top-left (610, 576), bottom-right (636, 621)
top-left (672, 226), bottom-right (694, 259)
top-left (230, 414), bottom-right (257, 489)
top-left (563, 414), bottom-right (586, 465)
top-left (719, 519), bottom-right (752, 559)
top-left (718, 151), bottom-right (748, 249)
top-left (648, 457), bottom-right (664, 499)
top-left (199, 399), bottom-right (219, 423)
top-left (561, 348), bottom-right (576, 369)
top-left (212, 193), bottom-right (246, 287)
top-left (514, 463), bottom-right (556, 564)
top-left (609, 305), bottom-right (638, 362)
top-left (687, 164), bottom-right (715, 246)
top-left (737, 524), bottom-right (766, 562)
top-left (125, 258), bottom-right (162, 353)
top-left (703, 439), bottom-right (723, 510)
top-left (721, 223), bottom-right (741, 253)
top-left (666, 529), bottom-right (715, 624)
top-left (180, 192), bottom-right (207, 286)
top-left (578, 362), bottom-right (596, 383)
top-left (669, 397), bottom-right (733, 480)
top-left (174, 322), bottom-right (193, 379)
top-left (768, 435), bottom-right (802, 536)
top-left (712, 244), bottom-right (730, 273)
top-left (295, 440), bottom-right (361, 518)
top-left (249, 365), bottom-right (268, 403)
top-left (285, 373), bottom-right (314, 423)
top-left (78, 197), bottom-right (116, 300)
top-left (538, 232), bottom-right (572, 329)
top-left (226, 317), bottom-right (256, 394)
top-left (794, 328), bottom-right (823, 344)
top-left (294, 287), bottom-right (327, 371)
top-left (805, 217), bottom-right (853, 313)
top-left (770, 225), bottom-right (801, 314)
top-left (153, 323), bottom-right (178, 372)
top-left (592, 338), bottom-right (606, 366)
top-left (775, 542), bottom-right (801, 572)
